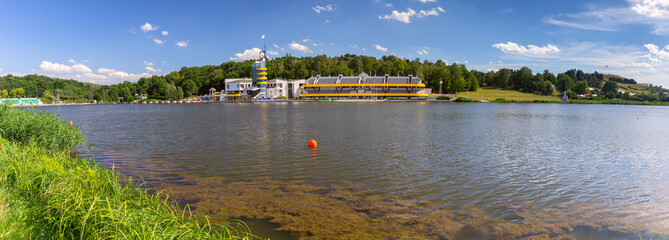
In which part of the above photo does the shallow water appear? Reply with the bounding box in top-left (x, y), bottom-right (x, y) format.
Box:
top-left (44, 102), bottom-right (669, 239)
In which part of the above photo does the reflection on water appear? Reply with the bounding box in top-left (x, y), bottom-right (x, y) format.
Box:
top-left (45, 103), bottom-right (669, 239)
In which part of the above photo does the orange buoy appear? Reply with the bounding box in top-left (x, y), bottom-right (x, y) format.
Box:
top-left (308, 139), bottom-right (317, 148)
top-left (68, 121), bottom-right (73, 125)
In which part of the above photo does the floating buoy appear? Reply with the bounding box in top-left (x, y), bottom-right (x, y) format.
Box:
top-left (308, 139), bottom-right (317, 148)
top-left (68, 121), bottom-right (73, 126)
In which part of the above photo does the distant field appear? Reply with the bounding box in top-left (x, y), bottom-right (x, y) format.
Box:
top-left (440, 88), bottom-right (560, 102)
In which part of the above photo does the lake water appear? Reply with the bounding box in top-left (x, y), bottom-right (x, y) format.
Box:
top-left (44, 102), bottom-right (669, 239)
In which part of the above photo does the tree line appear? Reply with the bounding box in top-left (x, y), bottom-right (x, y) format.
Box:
top-left (2, 54), bottom-right (668, 102)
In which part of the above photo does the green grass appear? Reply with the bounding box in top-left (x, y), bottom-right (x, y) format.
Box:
top-left (0, 105), bottom-right (85, 151)
top-left (453, 88), bottom-right (560, 102)
top-left (0, 105), bottom-right (253, 239)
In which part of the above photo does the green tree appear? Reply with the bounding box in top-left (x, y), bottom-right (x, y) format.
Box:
top-left (121, 87), bottom-right (133, 102)
top-left (602, 81), bottom-right (618, 94)
top-left (573, 81), bottom-right (589, 95)
top-left (1, 89), bottom-right (8, 98)
top-left (556, 74), bottom-right (574, 92)
top-left (467, 74), bottom-right (478, 91)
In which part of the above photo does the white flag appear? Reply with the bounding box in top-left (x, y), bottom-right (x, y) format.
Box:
top-left (261, 34), bottom-right (265, 39)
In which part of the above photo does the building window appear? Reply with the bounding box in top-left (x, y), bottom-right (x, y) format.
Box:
top-left (279, 83), bottom-right (283, 88)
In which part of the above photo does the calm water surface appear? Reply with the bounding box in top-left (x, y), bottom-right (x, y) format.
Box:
top-left (44, 103), bottom-right (669, 238)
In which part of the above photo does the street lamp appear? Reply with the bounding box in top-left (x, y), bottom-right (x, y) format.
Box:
top-left (439, 80), bottom-right (443, 95)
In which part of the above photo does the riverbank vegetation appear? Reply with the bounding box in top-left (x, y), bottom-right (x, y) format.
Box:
top-left (3, 54), bottom-right (669, 105)
top-left (0, 105), bottom-right (252, 239)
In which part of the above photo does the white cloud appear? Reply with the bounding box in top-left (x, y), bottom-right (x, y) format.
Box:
top-left (418, 7), bottom-right (445, 17)
top-left (379, 8), bottom-right (416, 23)
top-left (362, 48), bottom-right (366, 51)
top-left (268, 50), bottom-right (279, 55)
top-left (418, 0), bottom-right (437, 2)
top-left (379, 7), bottom-right (444, 23)
top-left (152, 38), bottom-right (164, 44)
top-left (644, 43), bottom-right (669, 62)
top-left (312, 4), bottom-right (336, 14)
top-left (230, 48), bottom-right (262, 61)
top-left (145, 66), bottom-right (160, 72)
top-left (129, 28), bottom-right (137, 33)
top-left (417, 48), bottom-right (429, 55)
top-left (143, 61), bottom-right (154, 66)
top-left (349, 44), bottom-right (360, 49)
top-left (68, 59), bottom-right (76, 64)
top-left (325, 19), bottom-right (330, 23)
top-left (385, 3), bottom-right (393, 7)
top-left (83, 72), bottom-right (107, 80)
top-left (0, 68), bottom-right (3, 72)
top-left (40, 61), bottom-right (92, 73)
top-left (161, 31), bottom-right (168, 36)
top-left (176, 40), bottom-right (189, 47)
top-left (97, 68), bottom-right (151, 81)
top-left (141, 22), bottom-right (158, 32)
top-left (632, 0), bottom-right (669, 18)
top-left (374, 44), bottom-right (388, 52)
top-left (272, 43), bottom-right (285, 51)
top-left (289, 42), bottom-right (313, 53)
top-left (492, 42), bottom-right (560, 56)
top-left (545, 1), bottom-right (669, 35)
top-left (302, 39), bottom-right (311, 43)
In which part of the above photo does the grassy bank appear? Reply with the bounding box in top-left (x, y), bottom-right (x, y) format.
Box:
top-left (445, 88), bottom-right (560, 102)
top-left (0, 105), bottom-right (251, 239)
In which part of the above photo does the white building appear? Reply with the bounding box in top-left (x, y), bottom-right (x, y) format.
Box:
top-left (223, 78), bottom-right (254, 100)
top-left (265, 79), bottom-right (307, 99)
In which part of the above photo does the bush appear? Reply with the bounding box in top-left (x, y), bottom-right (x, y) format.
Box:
top-left (492, 98), bottom-right (516, 103)
top-left (454, 97), bottom-right (476, 102)
top-left (0, 105), bottom-right (85, 151)
top-left (40, 97), bottom-right (52, 104)
top-left (436, 95), bottom-right (451, 100)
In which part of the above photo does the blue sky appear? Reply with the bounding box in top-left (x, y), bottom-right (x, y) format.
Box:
top-left (2, 0), bottom-right (669, 86)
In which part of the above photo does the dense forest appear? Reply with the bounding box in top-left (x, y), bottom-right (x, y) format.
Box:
top-left (1, 54), bottom-right (668, 103)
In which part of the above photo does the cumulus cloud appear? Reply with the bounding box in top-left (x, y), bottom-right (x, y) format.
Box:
top-left (68, 59), bottom-right (77, 64)
top-left (141, 22), bottom-right (158, 32)
top-left (152, 38), bottom-right (164, 44)
top-left (374, 44), bottom-right (388, 52)
top-left (98, 68), bottom-right (151, 80)
top-left (145, 66), bottom-right (160, 72)
top-left (379, 7), bottom-right (444, 23)
top-left (176, 40), bottom-right (189, 47)
top-left (289, 42), bottom-right (313, 53)
top-left (161, 31), bottom-right (168, 36)
top-left (268, 50), bottom-right (279, 55)
top-left (632, 0), bottom-right (669, 18)
top-left (492, 42), bottom-right (560, 56)
top-left (644, 43), bottom-right (669, 62)
top-left (379, 8), bottom-right (416, 23)
top-left (40, 61), bottom-right (92, 73)
top-left (230, 48), bottom-right (262, 61)
top-left (37, 61), bottom-right (159, 84)
top-left (312, 4), bottom-right (336, 14)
